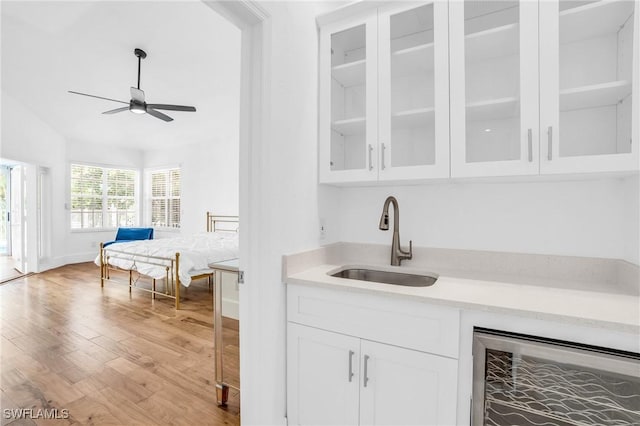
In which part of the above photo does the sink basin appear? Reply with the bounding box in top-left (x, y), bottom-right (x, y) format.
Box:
top-left (331, 268), bottom-right (437, 287)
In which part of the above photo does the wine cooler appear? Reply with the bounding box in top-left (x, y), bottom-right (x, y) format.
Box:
top-left (472, 328), bottom-right (640, 425)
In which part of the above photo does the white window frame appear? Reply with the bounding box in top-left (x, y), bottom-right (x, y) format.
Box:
top-left (69, 163), bottom-right (139, 231)
top-left (146, 167), bottom-right (181, 230)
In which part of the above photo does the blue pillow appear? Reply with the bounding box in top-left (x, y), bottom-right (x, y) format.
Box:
top-left (103, 227), bottom-right (154, 247)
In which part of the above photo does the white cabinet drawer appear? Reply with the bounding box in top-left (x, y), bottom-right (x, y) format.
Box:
top-left (287, 284), bottom-right (460, 358)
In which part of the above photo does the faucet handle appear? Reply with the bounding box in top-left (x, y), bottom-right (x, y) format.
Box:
top-left (399, 240), bottom-right (413, 259)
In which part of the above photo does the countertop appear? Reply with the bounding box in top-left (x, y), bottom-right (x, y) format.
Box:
top-left (284, 243), bottom-right (640, 334)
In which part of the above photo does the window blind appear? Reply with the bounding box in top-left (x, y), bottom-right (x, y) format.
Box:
top-left (70, 164), bottom-right (137, 229)
top-left (150, 168), bottom-right (181, 228)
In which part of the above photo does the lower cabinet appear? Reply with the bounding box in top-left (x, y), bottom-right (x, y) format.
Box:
top-left (287, 322), bottom-right (458, 426)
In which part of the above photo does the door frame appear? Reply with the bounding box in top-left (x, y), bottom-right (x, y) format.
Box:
top-left (202, 1), bottom-right (269, 422)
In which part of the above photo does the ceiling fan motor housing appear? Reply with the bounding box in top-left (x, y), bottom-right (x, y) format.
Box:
top-left (130, 101), bottom-right (146, 114)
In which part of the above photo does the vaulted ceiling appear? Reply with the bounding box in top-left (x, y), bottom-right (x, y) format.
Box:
top-left (1, 1), bottom-right (241, 150)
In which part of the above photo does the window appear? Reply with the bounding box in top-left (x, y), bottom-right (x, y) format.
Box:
top-left (150, 168), bottom-right (181, 229)
top-left (70, 164), bottom-right (137, 229)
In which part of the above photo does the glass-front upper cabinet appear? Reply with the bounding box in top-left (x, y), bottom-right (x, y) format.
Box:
top-left (319, 3), bottom-right (449, 184)
top-left (377, 2), bottom-right (450, 181)
top-left (450, 1), bottom-right (540, 177)
top-left (319, 13), bottom-right (378, 184)
top-left (539, 0), bottom-right (639, 174)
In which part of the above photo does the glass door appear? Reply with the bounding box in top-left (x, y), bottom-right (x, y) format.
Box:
top-left (450, 0), bottom-right (539, 177)
top-left (319, 12), bottom-right (378, 183)
top-left (10, 166), bottom-right (25, 273)
top-left (540, 0), bottom-right (639, 174)
top-left (378, 2), bottom-right (449, 180)
top-left (473, 329), bottom-right (640, 425)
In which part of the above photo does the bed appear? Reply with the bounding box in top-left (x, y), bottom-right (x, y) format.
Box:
top-left (96, 212), bottom-right (238, 309)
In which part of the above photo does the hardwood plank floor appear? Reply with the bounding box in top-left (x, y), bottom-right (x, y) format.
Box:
top-left (0, 263), bottom-right (240, 426)
top-left (0, 256), bottom-right (25, 284)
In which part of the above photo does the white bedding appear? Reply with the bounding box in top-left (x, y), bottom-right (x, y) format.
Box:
top-left (95, 231), bottom-right (238, 287)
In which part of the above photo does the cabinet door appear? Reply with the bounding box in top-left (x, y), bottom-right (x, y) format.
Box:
top-left (539, 0), bottom-right (639, 174)
top-left (319, 12), bottom-right (379, 184)
top-left (287, 323), bottom-right (360, 426)
top-left (378, 2), bottom-right (450, 181)
top-left (359, 340), bottom-right (457, 426)
top-left (450, 1), bottom-right (540, 177)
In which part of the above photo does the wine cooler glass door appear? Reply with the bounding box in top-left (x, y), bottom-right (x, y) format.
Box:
top-left (472, 330), bottom-right (640, 426)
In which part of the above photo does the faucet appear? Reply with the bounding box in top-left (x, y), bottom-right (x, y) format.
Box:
top-left (378, 196), bottom-right (412, 266)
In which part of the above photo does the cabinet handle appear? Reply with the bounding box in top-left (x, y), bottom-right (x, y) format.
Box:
top-left (381, 143), bottom-right (386, 170)
top-left (348, 350), bottom-right (354, 382)
top-left (368, 145), bottom-right (373, 171)
top-left (527, 129), bottom-right (532, 162)
top-left (547, 126), bottom-right (553, 161)
top-left (363, 354), bottom-right (370, 387)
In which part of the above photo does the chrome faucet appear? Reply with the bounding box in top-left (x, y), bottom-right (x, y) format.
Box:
top-left (378, 196), bottom-right (412, 266)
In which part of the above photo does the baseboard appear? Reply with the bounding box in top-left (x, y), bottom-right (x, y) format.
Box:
top-left (38, 252), bottom-right (96, 272)
top-left (222, 298), bottom-right (239, 320)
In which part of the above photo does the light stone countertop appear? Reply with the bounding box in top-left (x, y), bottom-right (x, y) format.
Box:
top-left (284, 243), bottom-right (640, 334)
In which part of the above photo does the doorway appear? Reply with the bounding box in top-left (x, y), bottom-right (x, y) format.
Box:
top-left (0, 163), bottom-right (27, 282)
top-left (0, 165), bottom-right (9, 256)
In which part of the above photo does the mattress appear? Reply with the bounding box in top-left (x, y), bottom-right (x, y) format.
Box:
top-left (95, 231), bottom-right (238, 286)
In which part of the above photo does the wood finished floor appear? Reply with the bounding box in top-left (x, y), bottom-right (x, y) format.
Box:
top-left (0, 262), bottom-right (240, 426)
top-left (0, 256), bottom-right (24, 284)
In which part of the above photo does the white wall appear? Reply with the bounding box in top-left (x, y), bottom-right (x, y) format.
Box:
top-left (240, 2), bottom-right (339, 424)
top-left (143, 138), bottom-right (239, 237)
top-left (621, 176), bottom-right (640, 265)
top-left (334, 176), bottom-right (640, 265)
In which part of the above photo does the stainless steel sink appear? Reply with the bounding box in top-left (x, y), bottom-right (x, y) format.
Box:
top-left (331, 268), bottom-right (437, 287)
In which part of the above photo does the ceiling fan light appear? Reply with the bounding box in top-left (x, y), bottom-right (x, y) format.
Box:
top-left (130, 103), bottom-right (146, 114)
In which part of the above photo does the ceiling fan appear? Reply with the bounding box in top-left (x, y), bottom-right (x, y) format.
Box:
top-left (69, 48), bottom-right (196, 122)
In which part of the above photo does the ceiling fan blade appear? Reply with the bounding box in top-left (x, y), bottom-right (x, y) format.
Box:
top-left (146, 104), bottom-right (196, 112)
top-left (102, 106), bottom-right (130, 115)
top-left (146, 108), bottom-right (173, 122)
top-left (130, 87), bottom-right (145, 103)
top-left (68, 91), bottom-right (129, 105)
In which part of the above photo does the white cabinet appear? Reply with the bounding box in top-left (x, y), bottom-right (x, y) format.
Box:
top-left (287, 323), bottom-right (360, 426)
top-left (286, 285), bottom-right (459, 426)
top-left (320, 0), bottom-right (639, 182)
top-left (449, 0), bottom-right (639, 177)
top-left (319, 2), bottom-right (450, 184)
top-left (359, 339), bottom-right (457, 426)
top-left (287, 323), bottom-right (458, 426)
top-left (539, 0), bottom-right (639, 174)
top-left (449, 1), bottom-right (540, 177)
top-left (319, 12), bottom-right (378, 183)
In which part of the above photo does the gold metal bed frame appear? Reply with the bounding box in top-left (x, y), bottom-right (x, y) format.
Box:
top-left (99, 212), bottom-right (239, 309)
